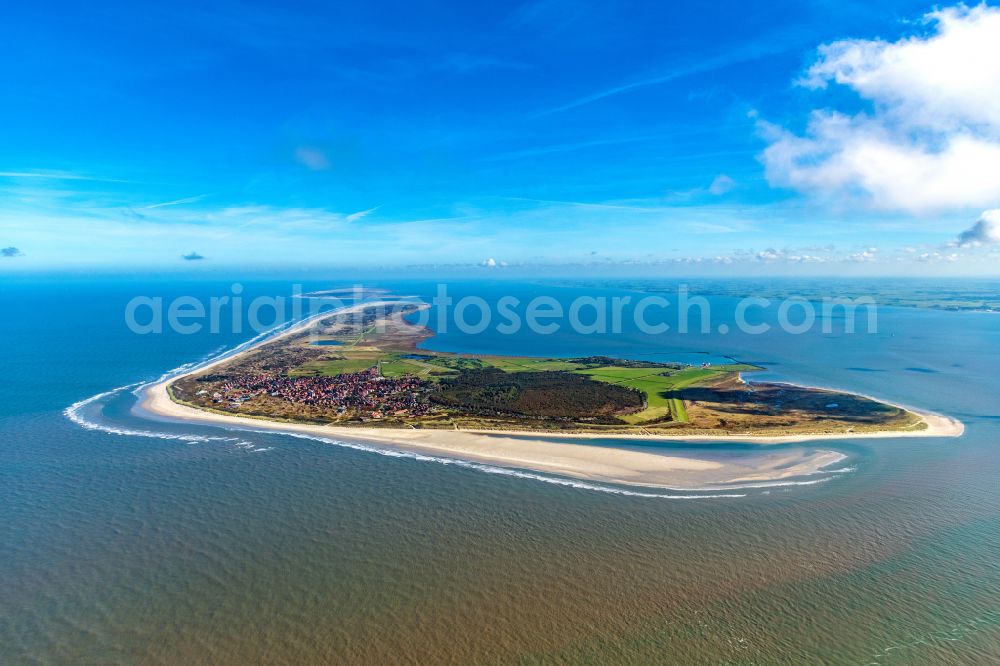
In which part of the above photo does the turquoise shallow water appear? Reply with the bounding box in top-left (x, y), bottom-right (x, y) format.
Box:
top-left (2, 277), bottom-right (999, 663)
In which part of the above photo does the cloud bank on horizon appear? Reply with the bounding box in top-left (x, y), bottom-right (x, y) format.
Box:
top-left (2, 1), bottom-right (1000, 272)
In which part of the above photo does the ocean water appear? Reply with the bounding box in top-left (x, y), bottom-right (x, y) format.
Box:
top-left (2, 276), bottom-right (1000, 664)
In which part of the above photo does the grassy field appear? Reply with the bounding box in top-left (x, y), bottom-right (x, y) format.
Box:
top-left (480, 357), bottom-right (586, 373)
top-left (574, 366), bottom-right (722, 424)
top-left (290, 356), bottom-right (379, 376)
top-left (310, 353), bottom-right (597, 380)
top-left (379, 355), bottom-right (450, 378)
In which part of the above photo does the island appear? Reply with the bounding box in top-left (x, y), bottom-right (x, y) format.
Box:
top-left (141, 298), bottom-right (963, 491)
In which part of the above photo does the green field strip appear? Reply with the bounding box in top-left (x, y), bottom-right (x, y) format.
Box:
top-left (290, 357), bottom-right (378, 377)
top-left (576, 366), bottom-right (722, 424)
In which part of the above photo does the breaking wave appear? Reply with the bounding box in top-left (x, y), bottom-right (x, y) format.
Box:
top-left (64, 383), bottom-right (257, 448)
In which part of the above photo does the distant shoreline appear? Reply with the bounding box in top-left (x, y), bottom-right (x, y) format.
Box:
top-left (135, 303), bottom-right (964, 490)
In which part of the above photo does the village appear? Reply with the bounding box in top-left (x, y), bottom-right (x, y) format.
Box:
top-left (202, 366), bottom-right (433, 420)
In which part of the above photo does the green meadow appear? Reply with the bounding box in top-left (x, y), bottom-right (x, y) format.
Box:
top-left (574, 366), bottom-right (723, 423)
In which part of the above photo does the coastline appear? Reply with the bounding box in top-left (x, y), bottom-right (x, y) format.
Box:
top-left (133, 305), bottom-right (964, 489)
top-left (139, 381), bottom-right (849, 490)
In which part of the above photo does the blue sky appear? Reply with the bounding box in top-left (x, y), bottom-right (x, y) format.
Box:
top-left (3, 0), bottom-right (1000, 273)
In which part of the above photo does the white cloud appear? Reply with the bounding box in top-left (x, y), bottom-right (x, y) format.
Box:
top-left (917, 250), bottom-right (961, 263)
top-left (191, 205), bottom-right (356, 231)
top-left (761, 4), bottom-right (1000, 213)
top-left (345, 206), bottom-right (380, 222)
top-left (848, 248), bottom-right (878, 263)
top-left (0, 170), bottom-right (129, 183)
top-left (801, 5), bottom-right (1000, 131)
top-left (751, 247), bottom-right (828, 263)
top-left (708, 174), bottom-right (735, 195)
top-left (957, 208), bottom-right (1000, 246)
top-left (143, 194), bottom-right (207, 209)
top-left (293, 145), bottom-right (330, 171)
top-left (536, 29), bottom-right (801, 116)
top-left (756, 248), bottom-right (785, 262)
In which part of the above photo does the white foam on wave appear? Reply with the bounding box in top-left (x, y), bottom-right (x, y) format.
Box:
top-left (711, 476), bottom-right (834, 490)
top-left (64, 385), bottom-right (257, 448)
top-left (64, 315), bottom-right (317, 450)
top-left (819, 465), bottom-right (857, 474)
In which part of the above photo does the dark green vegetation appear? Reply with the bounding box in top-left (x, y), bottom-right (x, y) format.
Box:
top-left (430, 367), bottom-right (643, 422)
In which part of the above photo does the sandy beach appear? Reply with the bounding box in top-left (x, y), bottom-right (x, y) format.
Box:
top-left (133, 303), bottom-right (963, 490)
top-left (140, 381), bottom-right (853, 490)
